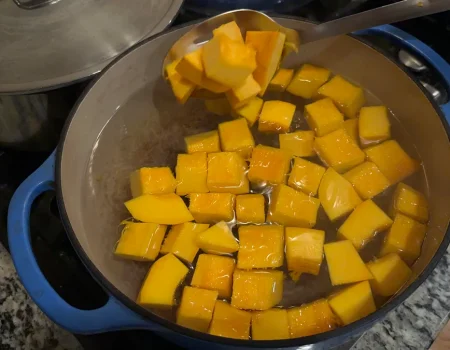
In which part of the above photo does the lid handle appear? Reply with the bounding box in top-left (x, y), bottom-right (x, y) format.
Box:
top-left (12, 0), bottom-right (62, 10)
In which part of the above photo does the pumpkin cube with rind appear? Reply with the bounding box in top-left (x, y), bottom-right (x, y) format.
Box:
top-left (343, 119), bottom-right (359, 143)
top-left (207, 152), bottom-right (249, 194)
top-left (130, 167), bottom-right (177, 197)
top-left (288, 157), bottom-right (326, 196)
top-left (338, 200), bottom-right (393, 250)
top-left (165, 60), bottom-right (196, 104)
top-left (176, 153), bottom-right (209, 196)
top-left (279, 130), bottom-right (315, 158)
top-left (318, 75), bottom-right (365, 118)
top-left (205, 98), bottom-right (231, 116)
top-left (213, 21), bottom-right (244, 43)
top-left (176, 286), bottom-right (218, 332)
top-left (189, 193), bottom-right (235, 223)
top-left (359, 106), bottom-right (391, 146)
top-left (252, 309), bottom-right (290, 340)
top-left (305, 98), bottom-right (344, 136)
top-left (324, 240), bottom-right (373, 286)
top-left (196, 221), bottom-right (239, 254)
top-left (285, 227), bottom-right (325, 275)
top-left (236, 194), bottom-right (265, 223)
top-left (232, 96), bottom-right (264, 126)
top-left (160, 222), bottom-right (209, 263)
top-left (237, 225), bottom-right (284, 269)
top-left (380, 213), bottom-right (426, 265)
top-left (231, 270), bottom-right (283, 310)
top-left (391, 183), bottom-right (429, 223)
top-left (137, 253), bottom-right (188, 308)
top-left (115, 222), bottom-right (167, 261)
top-left (319, 168), bottom-right (362, 221)
top-left (175, 47), bottom-right (229, 93)
top-left (185, 130), bottom-right (220, 154)
top-left (328, 281), bottom-right (376, 325)
top-left (314, 128), bottom-right (365, 173)
top-left (191, 254), bottom-right (235, 298)
top-left (125, 193), bottom-right (194, 225)
top-left (286, 64), bottom-right (331, 99)
top-left (203, 34), bottom-right (257, 88)
top-left (269, 68), bottom-right (294, 92)
top-left (365, 140), bottom-right (419, 185)
top-left (343, 162), bottom-right (390, 200)
top-left (366, 253), bottom-right (412, 296)
top-left (248, 145), bottom-right (291, 185)
top-left (218, 118), bottom-right (255, 159)
top-left (268, 184), bottom-right (320, 228)
top-left (287, 299), bottom-right (337, 338)
top-left (226, 74), bottom-right (261, 109)
top-left (209, 301), bottom-right (251, 339)
top-left (258, 100), bottom-right (296, 133)
top-left (245, 31), bottom-right (286, 95)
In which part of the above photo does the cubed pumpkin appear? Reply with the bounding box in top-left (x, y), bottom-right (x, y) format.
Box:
top-left (391, 183), bottom-right (428, 223)
top-left (209, 301), bottom-right (251, 339)
top-left (196, 221), bottom-right (239, 254)
top-left (252, 309), bottom-right (290, 340)
top-left (191, 254), bottom-right (236, 298)
top-left (245, 31), bottom-right (286, 95)
top-left (125, 193), bottom-right (194, 225)
top-left (324, 240), bottom-right (373, 286)
top-left (165, 59), bottom-right (196, 104)
top-left (130, 167), bottom-right (177, 197)
top-left (160, 222), bottom-right (210, 263)
top-left (380, 213), bottom-right (426, 265)
top-left (268, 184), bottom-right (320, 228)
top-left (343, 118), bottom-right (359, 144)
top-left (288, 157), bottom-right (326, 196)
top-left (318, 75), bottom-right (365, 118)
top-left (359, 106), bottom-right (391, 146)
top-left (176, 286), bottom-right (218, 332)
top-left (319, 168), bottom-right (362, 221)
top-left (328, 281), bottom-right (376, 325)
top-left (115, 222), bottom-right (167, 261)
top-left (314, 128), bottom-right (365, 173)
top-left (237, 225), bottom-right (284, 269)
top-left (279, 130), bottom-right (315, 158)
top-left (185, 130), bottom-right (221, 154)
top-left (269, 69), bottom-right (294, 92)
top-left (285, 227), bottom-right (325, 275)
top-left (236, 194), bottom-right (266, 223)
top-left (232, 96), bottom-right (264, 126)
top-left (207, 152), bottom-right (249, 194)
top-left (287, 299), bottom-right (337, 338)
top-left (286, 64), bottom-right (331, 99)
top-left (205, 98), bottom-right (231, 116)
top-left (258, 100), bottom-right (296, 133)
top-left (231, 270), bottom-right (283, 310)
top-left (213, 21), bottom-right (244, 43)
top-left (343, 161), bottom-right (390, 199)
top-left (365, 140), bottom-right (419, 185)
top-left (189, 193), bottom-right (235, 223)
top-left (305, 98), bottom-right (344, 136)
top-left (226, 74), bottom-right (261, 109)
top-left (137, 253), bottom-right (188, 308)
top-left (338, 200), bottom-right (393, 250)
top-left (366, 253), bottom-right (412, 296)
top-left (218, 118), bottom-right (255, 159)
top-left (248, 145), bottom-right (291, 185)
top-left (176, 153), bottom-right (209, 195)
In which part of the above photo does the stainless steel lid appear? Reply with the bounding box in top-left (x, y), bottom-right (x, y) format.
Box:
top-left (0, 0), bottom-right (183, 94)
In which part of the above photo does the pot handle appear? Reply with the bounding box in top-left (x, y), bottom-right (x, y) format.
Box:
top-left (7, 151), bottom-right (159, 334)
top-left (356, 24), bottom-right (450, 120)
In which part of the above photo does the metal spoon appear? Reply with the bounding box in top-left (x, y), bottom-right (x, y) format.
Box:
top-left (162, 0), bottom-right (450, 76)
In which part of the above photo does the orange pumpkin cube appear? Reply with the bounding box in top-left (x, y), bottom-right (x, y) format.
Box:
top-left (207, 152), bottom-right (249, 194)
top-left (252, 309), bottom-right (290, 340)
top-left (189, 193), bottom-right (235, 223)
top-left (248, 145), bottom-right (291, 185)
top-left (209, 301), bottom-right (251, 339)
top-left (218, 118), bottom-right (255, 159)
top-left (235, 194), bottom-right (266, 223)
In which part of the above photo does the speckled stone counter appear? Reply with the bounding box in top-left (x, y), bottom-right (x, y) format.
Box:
top-left (1, 241), bottom-right (449, 350)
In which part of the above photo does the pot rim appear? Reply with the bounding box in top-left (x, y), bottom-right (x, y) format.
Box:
top-left (56, 16), bottom-right (450, 348)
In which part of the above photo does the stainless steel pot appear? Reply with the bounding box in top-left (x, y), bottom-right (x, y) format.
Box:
top-left (8, 18), bottom-right (450, 349)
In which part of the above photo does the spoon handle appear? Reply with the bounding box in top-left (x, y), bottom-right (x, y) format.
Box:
top-left (301, 0), bottom-right (450, 44)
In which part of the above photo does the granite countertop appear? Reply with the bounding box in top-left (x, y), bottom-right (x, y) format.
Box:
top-left (1, 242), bottom-right (449, 350)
